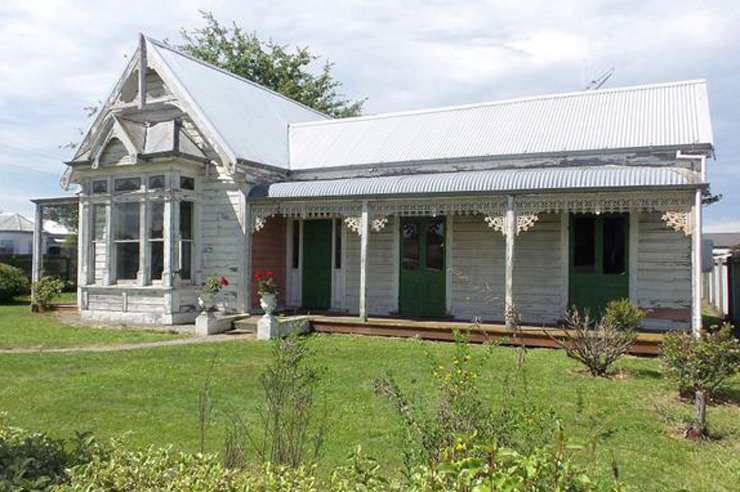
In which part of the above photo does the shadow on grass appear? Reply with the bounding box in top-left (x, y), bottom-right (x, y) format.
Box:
top-left (629, 367), bottom-right (663, 380)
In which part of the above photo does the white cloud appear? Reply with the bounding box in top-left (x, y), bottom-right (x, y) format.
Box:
top-left (0, 0), bottom-right (739, 223)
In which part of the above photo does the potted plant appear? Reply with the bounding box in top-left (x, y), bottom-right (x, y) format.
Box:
top-left (255, 269), bottom-right (279, 316)
top-left (199, 275), bottom-right (229, 312)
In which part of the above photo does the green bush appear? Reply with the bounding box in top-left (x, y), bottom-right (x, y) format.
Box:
top-left (0, 263), bottom-right (29, 302)
top-left (57, 439), bottom-right (620, 492)
top-left (661, 324), bottom-right (740, 400)
top-left (0, 415), bottom-right (98, 491)
top-left (32, 276), bottom-right (66, 311)
top-left (602, 299), bottom-right (644, 331)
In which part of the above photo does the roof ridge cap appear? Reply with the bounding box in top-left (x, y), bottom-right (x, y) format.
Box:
top-left (291, 79), bottom-right (708, 128)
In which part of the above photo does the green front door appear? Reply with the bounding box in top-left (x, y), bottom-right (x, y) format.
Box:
top-left (399, 216), bottom-right (446, 317)
top-left (302, 219), bottom-right (332, 310)
top-left (569, 213), bottom-right (629, 317)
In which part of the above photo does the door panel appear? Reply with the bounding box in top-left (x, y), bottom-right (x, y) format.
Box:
top-left (399, 217), bottom-right (446, 317)
top-left (569, 213), bottom-right (629, 317)
top-left (302, 220), bottom-right (332, 310)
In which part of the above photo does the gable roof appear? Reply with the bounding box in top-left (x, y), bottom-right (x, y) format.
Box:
top-left (0, 213), bottom-right (34, 232)
top-left (145, 38), bottom-right (330, 168)
top-left (289, 80), bottom-right (714, 170)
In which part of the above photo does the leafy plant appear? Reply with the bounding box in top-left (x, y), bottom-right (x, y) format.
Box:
top-left (31, 276), bottom-right (65, 311)
top-left (373, 331), bottom-right (498, 469)
top-left (246, 335), bottom-right (326, 467)
top-left (661, 323), bottom-right (740, 401)
top-left (202, 274), bottom-right (229, 295)
top-left (0, 415), bottom-right (100, 491)
top-left (548, 308), bottom-right (637, 377)
top-left (255, 269), bottom-right (279, 295)
top-left (0, 263), bottom-right (29, 302)
top-left (602, 299), bottom-right (644, 331)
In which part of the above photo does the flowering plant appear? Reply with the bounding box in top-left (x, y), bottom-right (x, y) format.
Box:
top-left (203, 275), bottom-right (229, 294)
top-left (255, 269), bottom-right (278, 295)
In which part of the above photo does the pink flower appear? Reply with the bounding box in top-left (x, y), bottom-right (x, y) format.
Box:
top-left (219, 276), bottom-right (229, 287)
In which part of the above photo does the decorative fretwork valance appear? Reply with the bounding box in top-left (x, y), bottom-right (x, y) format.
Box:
top-left (250, 190), bottom-right (696, 234)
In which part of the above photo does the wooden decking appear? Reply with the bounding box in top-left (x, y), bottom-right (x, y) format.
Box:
top-left (309, 315), bottom-right (664, 355)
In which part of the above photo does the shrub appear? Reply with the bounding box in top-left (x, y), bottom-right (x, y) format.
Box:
top-left (373, 331), bottom-right (498, 468)
top-left (602, 299), bottom-right (644, 331)
top-left (31, 276), bottom-right (66, 311)
top-left (0, 263), bottom-right (29, 302)
top-left (245, 335), bottom-right (326, 468)
top-left (0, 415), bottom-right (99, 490)
top-left (59, 437), bottom-right (619, 492)
top-left (661, 323), bottom-right (740, 400)
top-left (549, 308), bottom-right (637, 377)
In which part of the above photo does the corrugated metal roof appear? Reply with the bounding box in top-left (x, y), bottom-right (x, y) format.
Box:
top-left (249, 165), bottom-right (701, 200)
top-left (0, 213), bottom-right (34, 232)
top-left (289, 80), bottom-right (714, 170)
top-left (147, 38), bottom-right (330, 168)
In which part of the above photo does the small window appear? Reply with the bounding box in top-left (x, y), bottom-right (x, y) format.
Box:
top-left (292, 220), bottom-right (300, 269)
top-left (334, 219), bottom-right (342, 269)
top-left (92, 180), bottom-right (108, 194)
top-left (603, 216), bottom-right (626, 274)
top-left (92, 204), bottom-right (106, 240)
top-left (114, 202), bottom-right (140, 281)
top-left (148, 175), bottom-right (165, 190)
top-left (426, 218), bottom-right (444, 271)
top-left (149, 202), bottom-right (164, 280)
top-left (180, 176), bottom-right (195, 190)
top-left (114, 177), bottom-right (141, 192)
top-left (401, 221), bottom-right (419, 270)
top-left (179, 201), bottom-right (194, 280)
top-left (573, 216), bottom-right (595, 273)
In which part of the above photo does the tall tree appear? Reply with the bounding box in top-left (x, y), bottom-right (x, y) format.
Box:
top-left (180, 12), bottom-right (365, 118)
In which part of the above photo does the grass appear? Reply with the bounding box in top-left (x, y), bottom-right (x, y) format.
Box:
top-left (1, 319), bottom-right (738, 491)
top-left (0, 300), bottom-right (185, 350)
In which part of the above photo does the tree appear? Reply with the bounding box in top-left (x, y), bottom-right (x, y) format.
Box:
top-left (180, 12), bottom-right (365, 118)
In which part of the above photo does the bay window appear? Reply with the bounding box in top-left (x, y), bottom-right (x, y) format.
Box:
top-left (114, 202), bottom-right (140, 280)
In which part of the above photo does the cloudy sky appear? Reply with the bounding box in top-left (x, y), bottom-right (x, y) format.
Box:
top-left (1, 0), bottom-right (738, 230)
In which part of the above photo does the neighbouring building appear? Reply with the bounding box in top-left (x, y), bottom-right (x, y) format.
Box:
top-left (43, 35), bottom-right (713, 330)
top-left (703, 232), bottom-right (740, 318)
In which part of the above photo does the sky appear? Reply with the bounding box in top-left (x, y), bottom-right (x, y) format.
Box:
top-left (1, 0), bottom-right (739, 231)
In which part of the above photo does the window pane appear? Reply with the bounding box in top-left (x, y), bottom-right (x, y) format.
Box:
top-left (180, 176), bottom-right (195, 190)
top-left (114, 177), bottom-right (141, 192)
top-left (401, 221), bottom-right (419, 270)
top-left (93, 204), bottom-right (106, 240)
top-left (92, 180), bottom-right (107, 194)
top-left (180, 242), bottom-right (192, 280)
top-left (150, 202), bottom-right (164, 239)
top-left (116, 242), bottom-right (139, 280)
top-left (334, 219), bottom-right (342, 269)
top-left (603, 216), bottom-right (626, 274)
top-left (292, 220), bottom-right (300, 269)
top-left (573, 216), bottom-right (595, 273)
top-left (115, 203), bottom-right (140, 240)
top-left (179, 201), bottom-right (193, 239)
top-left (150, 241), bottom-right (164, 280)
top-left (148, 175), bottom-right (165, 190)
top-left (426, 218), bottom-right (445, 271)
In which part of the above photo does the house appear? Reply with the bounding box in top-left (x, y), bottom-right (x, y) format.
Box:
top-left (45, 35), bottom-right (713, 331)
top-left (703, 232), bottom-right (740, 318)
top-left (0, 212), bottom-right (72, 256)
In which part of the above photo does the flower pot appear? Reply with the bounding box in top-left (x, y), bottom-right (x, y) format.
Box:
top-left (259, 292), bottom-right (277, 316)
top-left (198, 292), bottom-right (216, 312)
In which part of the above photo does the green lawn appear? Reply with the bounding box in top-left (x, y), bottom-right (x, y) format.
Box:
top-left (1, 322), bottom-right (738, 491)
top-left (0, 302), bottom-right (184, 350)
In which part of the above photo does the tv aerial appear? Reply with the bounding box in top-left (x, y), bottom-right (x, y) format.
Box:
top-left (584, 66), bottom-right (615, 90)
